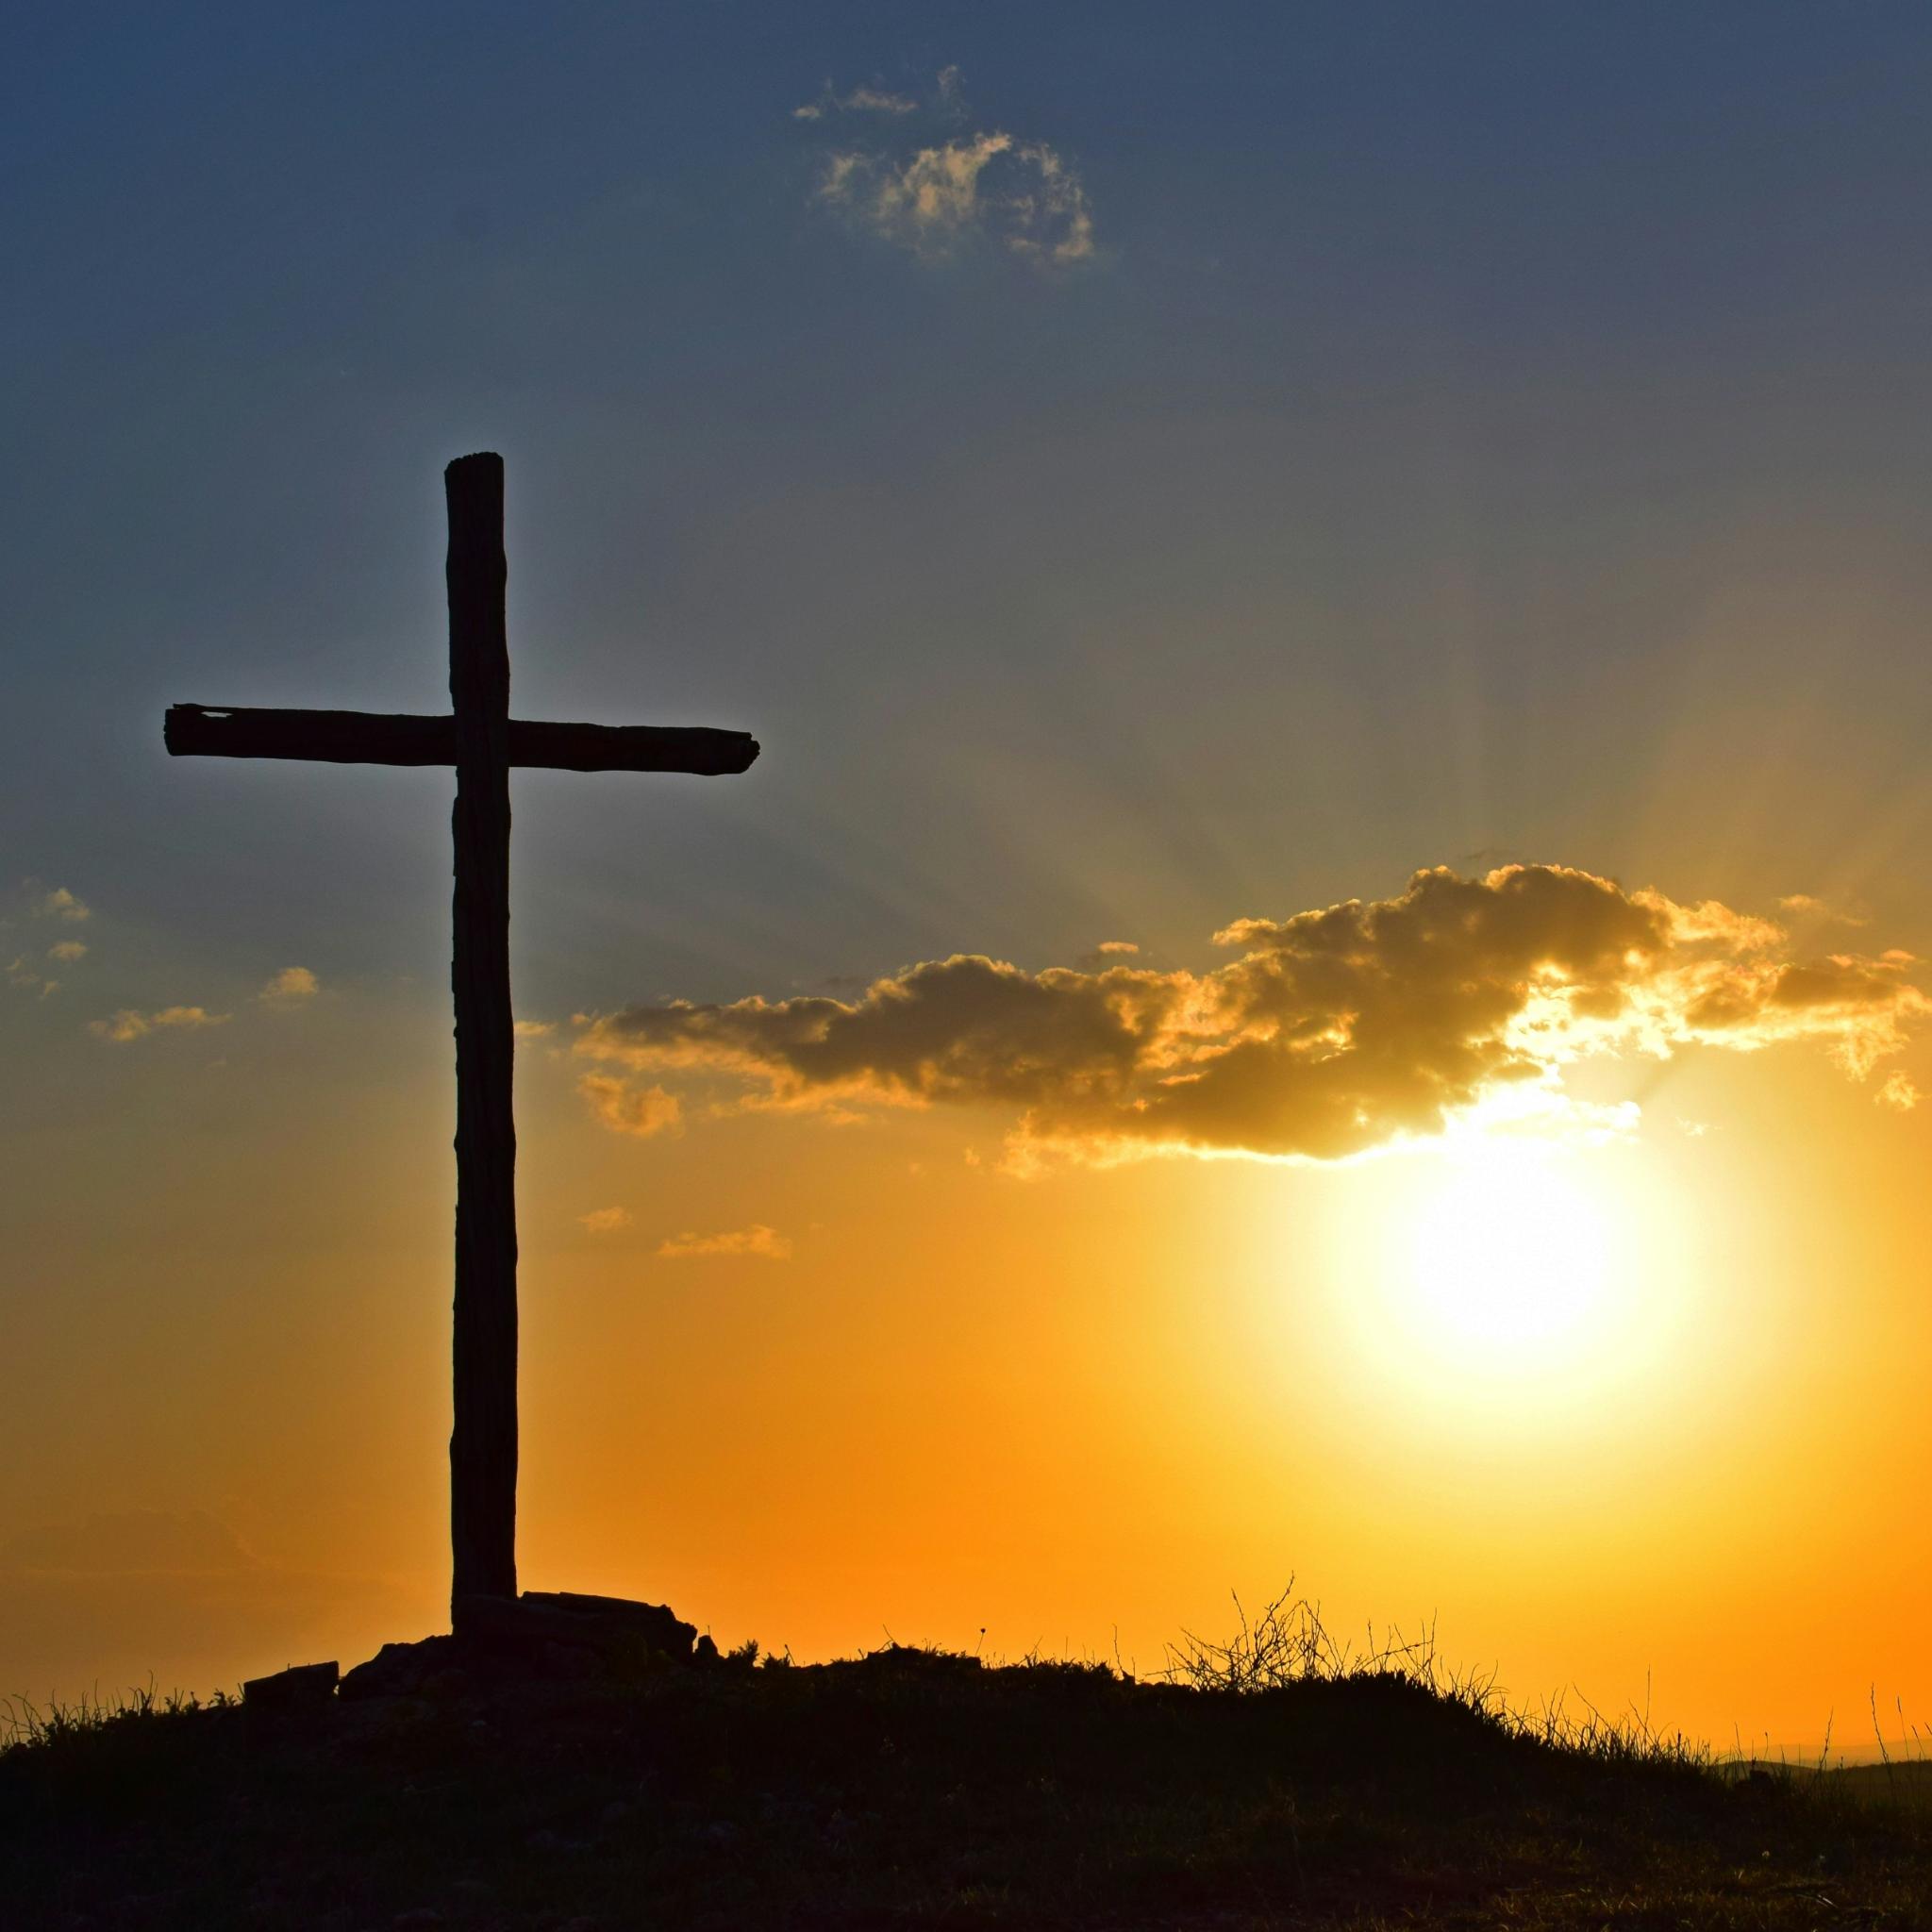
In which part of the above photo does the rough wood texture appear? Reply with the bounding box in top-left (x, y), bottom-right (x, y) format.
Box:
top-left (166, 705), bottom-right (451, 764)
top-left (446, 453), bottom-right (519, 1613)
top-left (165, 704), bottom-right (758, 775)
top-left (508, 717), bottom-right (758, 774)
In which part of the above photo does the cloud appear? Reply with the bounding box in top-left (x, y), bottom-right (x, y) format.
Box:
top-left (6, 887), bottom-right (93, 993)
top-left (514, 1019), bottom-right (555, 1038)
top-left (579, 1206), bottom-right (633, 1234)
top-left (818, 132), bottom-right (1095, 262)
top-left (1776, 892), bottom-right (1870, 927)
top-left (91, 1006), bottom-right (229, 1042)
top-left (1875, 1070), bottom-right (1920, 1112)
top-left (8, 956), bottom-right (55, 997)
top-left (575, 864), bottom-right (1930, 1168)
top-left (258, 965), bottom-right (317, 1005)
top-left (1076, 940), bottom-right (1141, 970)
top-left (577, 1073), bottom-right (682, 1138)
top-left (802, 68), bottom-right (1094, 265)
top-left (657, 1224), bottom-right (793, 1261)
top-left (794, 80), bottom-right (919, 121)
top-left (37, 887), bottom-right (90, 923)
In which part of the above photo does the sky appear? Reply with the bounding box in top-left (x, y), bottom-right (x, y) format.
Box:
top-left (5, 2), bottom-right (1932, 1751)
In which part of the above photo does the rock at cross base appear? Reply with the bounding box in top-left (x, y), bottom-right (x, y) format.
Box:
top-left (242, 1660), bottom-right (340, 1709)
top-left (455, 1591), bottom-right (697, 1665)
top-left (339, 1636), bottom-right (467, 1701)
top-left (339, 1593), bottom-right (698, 1699)
top-left (523, 1591), bottom-right (698, 1655)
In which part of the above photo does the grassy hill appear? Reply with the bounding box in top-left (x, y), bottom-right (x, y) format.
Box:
top-left (5, 1619), bottom-right (1931, 1929)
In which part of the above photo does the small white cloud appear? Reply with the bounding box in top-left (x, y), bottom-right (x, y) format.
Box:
top-left (794, 79), bottom-right (920, 121)
top-left (47, 941), bottom-right (88, 963)
top-left (1875, 1069), bottom-right (1920, 1113)
top-left (579, 1206), bottom-right (633, 1234)
top-left (1777, 892), bottom-right (1870, 928)
top-left (258, 965), bottom-right (318, 1005)
top-left (657, 1224), bottom-right (793, 1261)
top-left (578, 1073), bottom-right (683, 1139)
top-left (90, 1006), bottom-right (229, 1043)
top-left (802, 68), bottom-right (1095, 267)
top-left (818, 130), bottom-right (1094, 263)
top-left (8, 954), bottom-right (61, 996)
top-left (37, 887), bottom-right (91, 924)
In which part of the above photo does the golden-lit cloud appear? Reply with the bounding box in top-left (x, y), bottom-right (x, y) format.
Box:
top-left (576, 1072), bottom-right (682, 1138)
top-left (8, 957), bottom-right (56, 997)
top-left (36, 886), bottom-right (90, 923)
top-left (258, 965), bottom-right (318, 1005)
top-left (6, 885), bottom-right (94, 993)
top-left (1875, 1070), bottom-right (1920, 1112)
top-left (579, 1206), bottom-right (633, 1234)
top-left (514, 1019), bottom-right (555, 1038)
top-left (1777, 892), bottom-right (1869, 927)
top-left (803, 68), bottom-right (1094, 265)
top-left (577, 864), bottom-right (1929, 1167)
top-left (657, 1224), bottom-right (793, 1261)
top-left (90, 1005), bottom-right (230, 1042)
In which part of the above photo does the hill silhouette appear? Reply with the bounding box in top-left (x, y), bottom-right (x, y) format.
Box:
top-left (6, 1594), bottom-right (1932, 1929)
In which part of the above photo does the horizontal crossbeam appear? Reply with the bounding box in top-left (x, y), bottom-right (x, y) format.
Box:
top-left (164, 703), bottom-right (759, 775)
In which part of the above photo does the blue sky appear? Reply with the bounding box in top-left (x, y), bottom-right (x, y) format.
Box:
top-left (11, 4), bottom-right (1932, 1025)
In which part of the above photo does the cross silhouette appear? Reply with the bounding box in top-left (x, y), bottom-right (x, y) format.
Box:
top-left (164, 453), bottom-right (759, 1620)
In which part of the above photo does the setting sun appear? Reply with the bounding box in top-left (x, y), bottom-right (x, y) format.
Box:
top-left (1302, 1121), bottom-right (1706, 1452)
top-left (1403, 1138), bottom-right (1614, 1363)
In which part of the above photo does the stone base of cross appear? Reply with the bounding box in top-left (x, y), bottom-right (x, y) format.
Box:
top-left (165, 454), bottom-right (759, 1619)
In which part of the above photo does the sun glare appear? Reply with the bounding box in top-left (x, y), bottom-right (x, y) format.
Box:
top-left (1405, 1139), bottom-right (1613, 1362)
top-left (1312, 1124), bottom-right (1692, 1439)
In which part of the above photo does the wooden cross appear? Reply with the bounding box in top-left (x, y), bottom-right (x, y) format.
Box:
top-left (163, 453), bottom-right (759, 1620)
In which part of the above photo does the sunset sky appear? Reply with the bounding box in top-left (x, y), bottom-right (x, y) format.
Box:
top-left (6, 5), bottom-right (1932, 1751)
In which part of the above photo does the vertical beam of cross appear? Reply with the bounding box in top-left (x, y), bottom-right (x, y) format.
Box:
top-left (161, 454), bottom-right (760, 1624)
top-left (446, 453), bottom-right (518, 1606)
